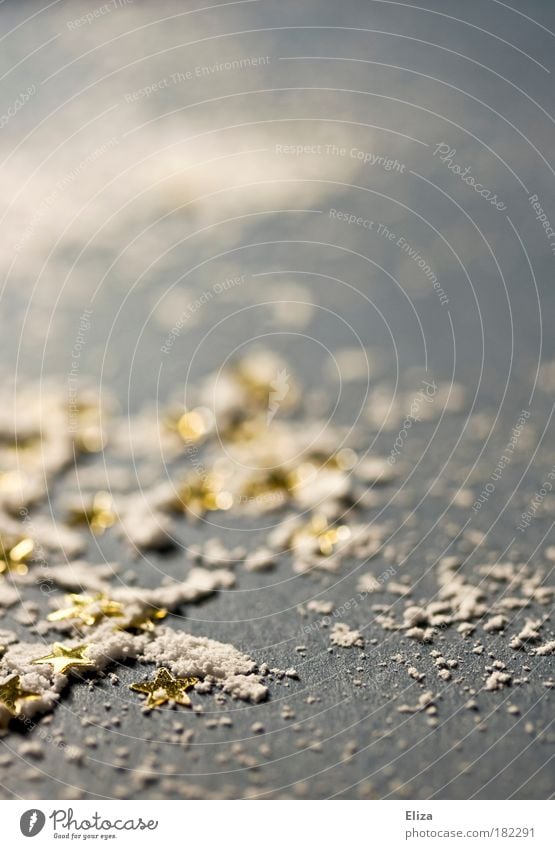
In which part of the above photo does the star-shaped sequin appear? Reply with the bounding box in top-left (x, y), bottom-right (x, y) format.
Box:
top-left (123, 607), bottom-right (168, 633)
top-left (67, 491), bottom-right (117, 534)
top-left (164, 407), bottom-right (212, 443)
top-left (177, 472), bottom-right (233, 515)
top-left (130, 667), bottom-right (198, 708)
top-left (47, 593), bottom-right (123, 627)
top-left (0, 674), bottom-right (40, 717)
top-left (292, 513), bottom-right (351, 556)
top-left (31, 643), bottom-right (94, 675)
top-left (0, 536), bottom-right (35, 577)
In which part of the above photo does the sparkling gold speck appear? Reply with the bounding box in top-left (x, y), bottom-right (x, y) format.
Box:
top-left (31, 643), bottom-right (94, 675)
top-left (67, 491), bottom-right (116, 534)
top-left (47, 592), bottom-right (123, 627)
top-left (0, 536), bottom-right (34, 577)
top-left (130, 667), bottom-right (199, 709)
top-left (0, 675), bottom-right (41, 717)
top-left (124, 607), bottom-right (168, 633)
top-left (293, 514), bottom-right (351, 556)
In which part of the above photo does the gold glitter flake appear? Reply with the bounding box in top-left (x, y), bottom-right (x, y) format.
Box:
top-left (72, 400), bottom-right (107, 453)
top-left (130, 667), bottom-right (199, 709)
top-left (293, 514), bottom-right (351, 556)
top-left (305, 448), bottom-right (358, 471)
top-left (165, 407), bottom-right (213, 443)
top-left (177, 472), bottom-right (233, 515)
top-left (67, 491), bottom-right (117, 534)
top-left (31, 643), bottom-right (94, 675)
top-left (47, 593), bottom-right (124, 627)
top-left (0, 675), bottom-right (41, 717)
top-left (0, 536), bottom-right (35, 577)
top-left (240, 468), bottom-right (292, 505)
top-left (234, 358), bottom-right (298, 416)
top-left (123, 607), bottom-right (168, 633)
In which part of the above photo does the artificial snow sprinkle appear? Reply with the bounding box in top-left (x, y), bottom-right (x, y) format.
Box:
top-left (2, 348), bottom-right (552, 751)
top-left (244, 548), bottom-right (275, 572)
top-left (140, 629), bottom-right (268, 703)
top-left (0, 584), bottom-right (20, 608)
top-left (45, 568), bottom-right (234, 632)
top-left (306, 600), bottom-right (334, 615)
top-left (0, 623), bottom-right (268, 727)
top-left (117, 495), bottom-right (175, 551)
top-left (130, 667), bottom-right (198, 708)
top-left (330, 623), bottom-right (364, 648)
top-left (485, 671), bottom-right (512, 691)
top-left (38, 560), bottom-right (118, 593)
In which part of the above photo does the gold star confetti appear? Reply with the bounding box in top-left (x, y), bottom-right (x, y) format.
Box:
top-left (130, 667), bottom-right (199, 708)
top-left (0, 675), bottom-right (41, 717)
top-left (0, 536), bottom-right (35, 577)
top-left (177, 472), bottom-right (233, 515)
top-left (31, 643), bottom-right (94, 675)
top-left (221, 413), bottom-right (266, 443)
top-left (0, 431), bottom-right (41, 451)
top-left (306, 448), bottom-right (358, 471)
top-left (164, 407), bottom-right (213, 443)
top-left (233, 357), bottom-right (298, 415)
top-left (293, 513), bottom-right (351, 556)
top-left (240, 468), bottom-right (292, 506)
top-left (47, 593), bottom-right (124, 627)
top-left (123, 607), bottom-right (168, 633)
top-left (67, 491), bottom-right (117, 534)
top-left (72, 400), bottom-right (107, 453)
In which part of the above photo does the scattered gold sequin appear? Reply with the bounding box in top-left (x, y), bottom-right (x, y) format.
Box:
top-left (177, 410), bottom-right (206, 441)
top-left (240, 468), bottom-right (292, 505)
top-left (72, 401), bottom-right (107, 453)
top-left (305, 448), bottom-right (358, 471)
top-left (47, 593), bottom-right (123, 627)
top-left (0, 675), bottom-right (41, 717)
top-left (67, 491), bottom-right (116, 534)
top-left (221, 413), bottom-right (267, 443)
top-left (234, 358), bottom-right (297, 415)
top-left (123, 607), bottom-right (168, 632)
top-left (130, 667), bottom-right (198, 708)
top-left (293, 513), bottom-right (351, 556)
top-left (177, 472), bottom-right (233, 515)
top-left (0, 536), bottom-right (35, 577)
top-left (0, 432), bottom-right (41, 451)
top-left (31, 643), bottom-right (94, 675)
top-left (165, 406), bottom-right (213, 444)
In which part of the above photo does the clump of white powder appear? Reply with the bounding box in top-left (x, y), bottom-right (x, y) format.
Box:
top-left (45, 568), bottom-right (235, 633)
top-left (330, 623), bottom-right (364, 648)
top-left (0, 619), bottom-right (268, 727)
top-left (140, 629), bottom-right (267, 703)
